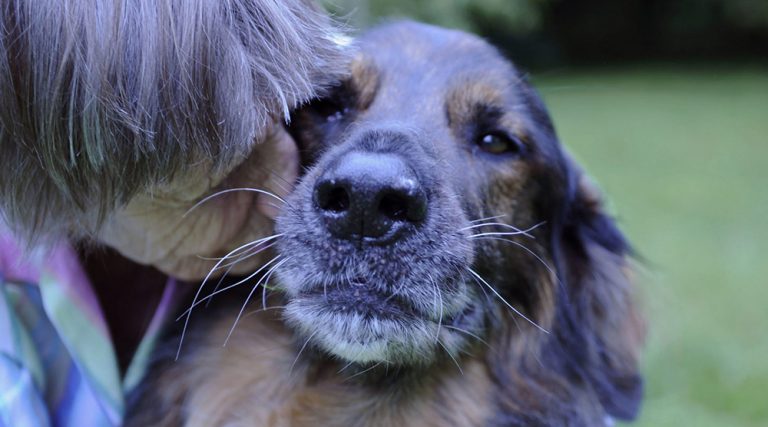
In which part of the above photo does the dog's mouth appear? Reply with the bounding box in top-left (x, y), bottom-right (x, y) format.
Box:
top-left (300, 279), bottom-right (418, 320)
top-left (282, 273), bottom-right (483, 365)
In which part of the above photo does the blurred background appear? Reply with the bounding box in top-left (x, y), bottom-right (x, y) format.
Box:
top-left (323, 1), bottom-right (768, 425)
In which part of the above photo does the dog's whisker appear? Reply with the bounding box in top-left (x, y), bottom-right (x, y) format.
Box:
top-left (196, 234), bottom-right (282, 263)
top-left (468, 231), bottom-right (530, 239)
top-left (384, 279), bottom-right (409, 303)
top-left (267, 200), bottom-right (302, 217)
top-left (443, 325), bottom-right (490, 349)
top-left (244, 305), bottom-right (287, 319)
top-left (436, 288), bottom-right (444, 344)
top-left (201, 235), bottom-right (279, 308)
top-left (223, 240), bottom-right (278, 267)
top-left (266, 202), bottom-right (291, 214)
top-left (176, 255), bottom-right (283, 321)
top-left (194, 239), bottom-right (262, 262)
top-left (262, 172), bottom-right (291, 195)
top-left (176, 239), bottom-right (271, 360)
top-left (427, 274), bottom-right (443, 344)
top-left (259, 164), bottom-right (296, 191)
top-left (212, 240), bottom-right (278, 272)
top-left (472, 236), bottom-right (561, 286)
top-left (261, 260), bottom-right (283, 311)
top-left (468, 214), bottom-right (508, 224)
top-left (460, 222), bottom-right (527, 233)
top-left (205, 261), bottom-right (237, 309)
top-left (224, 257), bottom-right (290, 346)
top-left (437, 339), bottom-right (463, 375)
top-left (266, 179), bottom-right (290, 195)
top-left (461, 221), bottom-right (546, 238)
top-left (466, 267), bottom-right (549, 334)
top-left (261, 280), bottom-right (269, 312)
top-left (468, 231), bottom-right (528, 240)
top-left (345, 362), bottom-right (384, 381)
top-left (337, 359), bottom-right (356, 374)
top-left (183, 187), bottom-right (287, 219)
top-left (466, 222), bottom-right (545, 239)
top-left (290, 330), bottom-right (318, 375)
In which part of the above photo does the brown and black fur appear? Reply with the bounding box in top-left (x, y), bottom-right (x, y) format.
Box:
top-left (128, 21), bottom-right (644, 427)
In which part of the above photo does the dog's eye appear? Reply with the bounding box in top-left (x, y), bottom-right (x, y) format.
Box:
top-left (311, 98), bottom-right (349, 123)
top-left (476, 132), bottom-right (523, 155)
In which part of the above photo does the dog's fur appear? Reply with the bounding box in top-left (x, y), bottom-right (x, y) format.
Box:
top-left (128, 22), bottom-right (644, 427)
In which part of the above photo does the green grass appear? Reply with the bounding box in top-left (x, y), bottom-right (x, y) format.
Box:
top-left (534, 66), bottom-right (768, 426)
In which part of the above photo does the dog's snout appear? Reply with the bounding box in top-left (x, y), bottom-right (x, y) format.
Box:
top-left (314, 151), bottom-right (427, 240)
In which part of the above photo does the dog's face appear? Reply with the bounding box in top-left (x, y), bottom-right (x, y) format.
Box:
top-left (277, 21), bottom-right (565, 364)
top-left (275, 21), bottom-right (643, 422)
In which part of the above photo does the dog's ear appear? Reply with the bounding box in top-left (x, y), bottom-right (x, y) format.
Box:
top-left (555, 163), bottom-right (645, 421)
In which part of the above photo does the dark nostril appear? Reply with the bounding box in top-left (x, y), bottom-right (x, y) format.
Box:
top-left (378, 186), bottom-right (427, 223)
top-left (325, 187), bottom-right (350, 212)
top-left (379, 192), bottom-right (408, 221)
top-left (314, 180), bottom-right (351, 213)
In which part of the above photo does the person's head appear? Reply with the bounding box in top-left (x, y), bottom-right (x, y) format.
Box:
top-left (0, 0), bottom-right (349, 278)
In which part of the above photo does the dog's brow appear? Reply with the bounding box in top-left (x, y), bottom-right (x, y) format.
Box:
top-left (350, 56), bottom-right (380, 110)
top-left (446, 80), bottom-right (507, 128)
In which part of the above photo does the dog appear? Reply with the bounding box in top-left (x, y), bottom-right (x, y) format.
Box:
top-left (127, 21), bottom-right (644, 427)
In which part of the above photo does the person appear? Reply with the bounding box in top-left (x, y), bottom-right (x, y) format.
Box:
top-left (0, 1), bottom-right (349, 425)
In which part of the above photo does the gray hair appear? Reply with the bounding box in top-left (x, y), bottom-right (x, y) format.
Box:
top-left (0, 0), bottom-right (349, 242)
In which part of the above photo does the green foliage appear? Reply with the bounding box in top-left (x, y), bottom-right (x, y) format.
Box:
top-left (327, 0), bottom-right (768, 32)
top-left (323, 0), bottom-right (546, 34)
top-left (323, 0), bottom-right (768, 64)
top-left (726, 0), bottom-right (768, 29)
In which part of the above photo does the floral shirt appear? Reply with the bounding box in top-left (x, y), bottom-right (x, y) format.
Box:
top-left (0, 225), bottom-right (177, 426)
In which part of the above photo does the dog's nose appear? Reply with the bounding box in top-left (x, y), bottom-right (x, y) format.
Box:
top-left (314, 151), bottom-right (427, 240)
